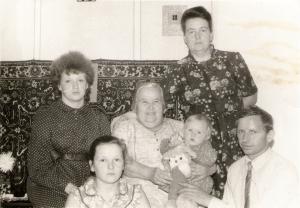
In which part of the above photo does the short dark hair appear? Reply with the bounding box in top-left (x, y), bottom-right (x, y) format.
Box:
top-left (88, 135), bottom-right (127, 161)
top-left (181, 6), bottom-right (212, 34)
top-left (238, 106), bottom-right (274, 132)
top-left (50, 51), bottom-right (95, 87)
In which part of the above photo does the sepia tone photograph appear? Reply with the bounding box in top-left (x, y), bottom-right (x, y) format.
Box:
top-left (0, 0), bottom-right (299, 207)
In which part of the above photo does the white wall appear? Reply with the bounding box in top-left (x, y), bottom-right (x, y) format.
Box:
top-left (39, 0), bottom-right (135, 60)
top-left (1, 0), bottom-right (210, 60)
top-left (0, 0), bottom-right (35, 60)
top-left (1, 0), bottom-right (299, 173)
top-left (212, 0), bottom-right (300, 173)
top-left (0, 0), bottom-right (136, 60)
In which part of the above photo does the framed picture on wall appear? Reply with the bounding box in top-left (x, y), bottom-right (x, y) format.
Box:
top-left (162, 5), bottom-right (187, 36)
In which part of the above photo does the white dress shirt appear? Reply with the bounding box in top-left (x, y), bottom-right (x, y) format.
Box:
top-left (209, 148), bottom-right (299, 208)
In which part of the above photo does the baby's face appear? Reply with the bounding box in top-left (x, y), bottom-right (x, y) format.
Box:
top-left (184, 120), bottom-right (210, 146)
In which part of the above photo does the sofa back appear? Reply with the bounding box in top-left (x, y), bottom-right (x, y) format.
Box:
top-left (0, 59), bottom-right (179, 196)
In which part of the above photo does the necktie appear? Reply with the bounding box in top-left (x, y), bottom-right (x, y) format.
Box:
top-left (244, 161), bottom-right (252, 208)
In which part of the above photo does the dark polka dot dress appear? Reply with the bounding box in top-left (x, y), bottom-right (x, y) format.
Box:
top-left (27, 100), bottom-right (110, 207)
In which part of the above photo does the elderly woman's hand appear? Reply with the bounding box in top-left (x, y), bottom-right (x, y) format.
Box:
top-left (65, 183), bottom-right (77, 195)
top-left (178, 182), bottom-right (212, 207)
top-left (150, 168), bottom-right (172, 187)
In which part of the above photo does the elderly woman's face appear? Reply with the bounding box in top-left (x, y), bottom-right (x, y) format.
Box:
top-left (59, 71), bottom-right (88, 108)
top-left (184, 17), bottom-right (213, 54)
top-left (135, 86), bottom-right (164, 131)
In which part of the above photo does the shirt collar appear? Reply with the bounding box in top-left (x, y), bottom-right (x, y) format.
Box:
top-left (57, 99), bottom-right (88, 113)
top-left (245, 148), bottom-right (272, 170)
top-left (81, 177), bottom-right (135, 207)
top-left (187, 44), bottom-right (216, 63)
top-left (84, 177), bottom-right (129, 197)
top-left (135, 117), bottom-right (170, 134)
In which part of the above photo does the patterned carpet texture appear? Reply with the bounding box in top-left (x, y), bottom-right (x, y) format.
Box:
top-left (0, 59), bottom-right (179, 196)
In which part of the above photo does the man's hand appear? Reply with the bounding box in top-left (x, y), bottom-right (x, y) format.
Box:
top-left (178, 182), bottom-right (213, 207)
top-left (150, 168), bottom-right (172, 187)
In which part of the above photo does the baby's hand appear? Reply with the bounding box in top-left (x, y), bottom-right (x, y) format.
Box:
top-left (162, 159), bottom-right (171, 172)
top-left (183, 145), bottom-right (197, 159)
top-left (189, 151), bottom-right (197, 159)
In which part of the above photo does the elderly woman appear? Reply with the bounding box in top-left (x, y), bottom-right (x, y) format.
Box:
top-left (27, 51), bottom-right (110, 207)
top-left (163, 6), bottom-right (258, 198)
top-left (112, 81), bottom-right (214, 208)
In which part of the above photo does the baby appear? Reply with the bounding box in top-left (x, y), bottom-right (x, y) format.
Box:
top-left (160, 114), bottom-right (217, 208)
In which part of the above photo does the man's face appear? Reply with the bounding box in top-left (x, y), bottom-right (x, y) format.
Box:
top-left (184, 17), bottom-right (213, 54)
top-left (135, 86), bottom-right (164, 131)
top-left (237, 115), bottom-right (273, 160)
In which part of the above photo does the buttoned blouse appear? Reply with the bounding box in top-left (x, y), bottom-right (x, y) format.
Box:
top-left (112, 117), bottom-right (184, 208)
top-left (113, 117), bottom-right (184, 169)
top-left (68, 178), bottom-right (147, 208)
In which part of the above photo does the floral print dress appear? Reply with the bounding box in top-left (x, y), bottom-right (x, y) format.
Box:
top-left (162, 46), bottom-right (257, 198)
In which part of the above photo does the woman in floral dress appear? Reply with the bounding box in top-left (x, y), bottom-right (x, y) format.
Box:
top-left (163, 6), bottom-right (258, 198)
